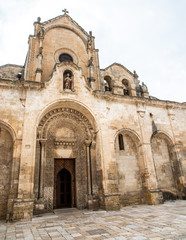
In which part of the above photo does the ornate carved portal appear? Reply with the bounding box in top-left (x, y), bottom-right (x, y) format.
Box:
top-left (35, 106), bottom-right (99, 212)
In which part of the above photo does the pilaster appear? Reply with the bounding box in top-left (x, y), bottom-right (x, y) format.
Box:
top-left (137, 104), bottom-right (163, 204)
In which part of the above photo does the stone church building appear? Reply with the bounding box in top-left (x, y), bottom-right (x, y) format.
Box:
top-left (0, 11), bottom-right (186, 221)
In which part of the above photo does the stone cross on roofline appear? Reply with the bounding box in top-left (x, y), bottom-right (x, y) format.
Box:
top-left (62, 9), bottom-right (69, 15)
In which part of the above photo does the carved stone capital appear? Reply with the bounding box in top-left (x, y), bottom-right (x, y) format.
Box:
top-left (84, 139), bottom-right (92, 147)
top-left (39, 139), bottom-right (47, 147)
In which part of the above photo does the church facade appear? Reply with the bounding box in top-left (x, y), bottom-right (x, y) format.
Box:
top-left (0, 11), bottom-right (186, 221)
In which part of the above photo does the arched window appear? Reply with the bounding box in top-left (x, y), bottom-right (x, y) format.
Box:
top-left (59, 53), bottom-right (73, 63)
top-left (118, 134), bottom-right (124, 150)
top-left (104, 76), bottom-right (112, 91)
top-left (122, 79), bottom-right (130, 96)
top-left (63, 70), bottom-right (73, 90)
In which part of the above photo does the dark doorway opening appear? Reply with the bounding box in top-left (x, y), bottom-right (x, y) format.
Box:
top-left (56, 168), bottom-right (72, 208)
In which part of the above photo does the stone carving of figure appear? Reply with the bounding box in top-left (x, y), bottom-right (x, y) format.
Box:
top-left (141, 82), bottom-right (148, 93)
top-left (38, 27), bottom-right (44, 38)
top-left (88, 31), bottom-right (93, 49)
top-left (37, 17), bottom-right (41, 23)
top-left (88, 57), bottom-right (93, 66)
top-left (64, 73), bottom-right (72, 90)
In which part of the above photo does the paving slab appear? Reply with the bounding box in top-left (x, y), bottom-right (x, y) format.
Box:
top-left (0, 200), bottom-right (186, 239)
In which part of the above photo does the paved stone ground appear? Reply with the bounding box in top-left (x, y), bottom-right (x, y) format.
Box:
top-left (0, 200), bottom-right (186, 240)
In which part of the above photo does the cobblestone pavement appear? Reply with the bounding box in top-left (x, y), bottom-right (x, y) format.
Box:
top-left (0, 200), bottom-right (186, 240)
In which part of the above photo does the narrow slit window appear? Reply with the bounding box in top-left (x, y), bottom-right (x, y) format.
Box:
top-left (118, 134), bottom-right (124, 150)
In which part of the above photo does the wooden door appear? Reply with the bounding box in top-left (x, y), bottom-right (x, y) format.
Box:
top-left (56, 168), bottom-right (72, 208)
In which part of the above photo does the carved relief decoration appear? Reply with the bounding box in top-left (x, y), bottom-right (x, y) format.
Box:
top-left (38, 107), bottom-right (94, 139)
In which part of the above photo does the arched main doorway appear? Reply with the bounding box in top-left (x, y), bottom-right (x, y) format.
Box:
top-left (56, 168), bottom-right (72, 208)
top-left (34, 102), bottom-right (100, 212)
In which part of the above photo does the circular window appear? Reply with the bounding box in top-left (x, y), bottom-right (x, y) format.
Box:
top-left (59, 53), bottom-right (73, 63)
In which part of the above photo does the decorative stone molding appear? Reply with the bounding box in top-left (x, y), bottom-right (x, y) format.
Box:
top-left (38, 108), bottom-right (93, 139)
top-left (54, 138), bottom-right (76, 146)
top-left (0, 78), bottom-right (44, 90)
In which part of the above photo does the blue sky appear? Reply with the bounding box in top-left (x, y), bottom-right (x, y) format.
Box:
top-left (0, 0), bottom-right (186, 102)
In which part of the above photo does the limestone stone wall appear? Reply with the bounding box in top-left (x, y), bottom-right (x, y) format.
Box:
top-left (151, 135), bottom-right (176, 191)
top-left (115, 133), bottom-right (143, 206)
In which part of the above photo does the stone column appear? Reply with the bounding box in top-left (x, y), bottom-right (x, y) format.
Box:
top-left (90, 141), bottom-right (97, 194)
top-left (137, 106), bottom-right (163, 204)
top-left (34, 139), bottom-right (46, 212)
top-left (39, 139), bottom-right (47, 199)
top-left (90, 140), bottom-right (99, 209)
top-left (85, 140), bottom-right (92, 196)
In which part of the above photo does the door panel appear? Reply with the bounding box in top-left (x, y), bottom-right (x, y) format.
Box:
top-left (57, 168), bottom-right (72, 208)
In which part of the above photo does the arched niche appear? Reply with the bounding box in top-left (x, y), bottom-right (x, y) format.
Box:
top-left (104, 76), bottom-right (112, 92)
top-left (0, 123), bottom-right (14, 219)
top-left (63, 69), bottom-right (74, 91)
top-left (122, 79), bottom-right (130, 96)
top-left (151, 131), bottom-right (180, 200)
top-left (114, 129), bottom-right (144, 206)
